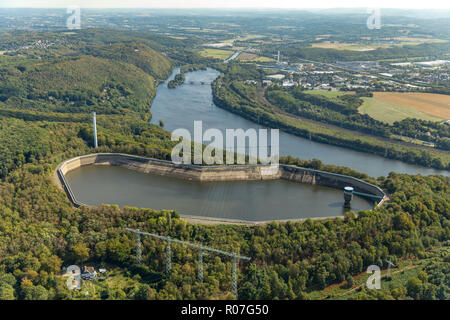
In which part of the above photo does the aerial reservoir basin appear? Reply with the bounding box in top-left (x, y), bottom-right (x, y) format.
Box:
top-left (65, 165), bottom-right (374, 222)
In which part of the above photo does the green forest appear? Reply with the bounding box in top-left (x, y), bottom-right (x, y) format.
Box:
top-left (0, 29), bottom-right (449, 300)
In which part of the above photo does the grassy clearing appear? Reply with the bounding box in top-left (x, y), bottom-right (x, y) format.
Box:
top-left (311, 39), bottom-right (447, 51)
top-left (307, 245), bottom-right (447, 300)
top-left (253, 56), bottom-right (276, 62)
top-left (276, 112), bottom-right (450, 165)
top-left (306, 262), bottom-right (418, 300)
top-left (359, 93), bottom-right (447, 124)
top-left (372, 92), bottom-right (450, 119)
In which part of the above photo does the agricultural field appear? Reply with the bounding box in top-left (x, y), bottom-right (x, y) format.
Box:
top-left (359, 92), bottom-right (449, 124)
top-left (198, 48), bottom-right (234, 60)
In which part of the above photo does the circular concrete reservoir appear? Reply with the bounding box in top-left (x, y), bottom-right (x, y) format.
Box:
top-left (64, 164), bottom-right (374, 222)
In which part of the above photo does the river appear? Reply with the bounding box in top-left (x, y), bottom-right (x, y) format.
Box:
top-left (150, 68), bottom-right (448, 177)
top-left (65, 165), bottom-right (373, 221)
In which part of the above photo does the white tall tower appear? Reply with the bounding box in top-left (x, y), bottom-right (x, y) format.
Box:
top-left (277, 51), bottom-right (280, 64)
top-left (92, 111), bottom-right (98, 148)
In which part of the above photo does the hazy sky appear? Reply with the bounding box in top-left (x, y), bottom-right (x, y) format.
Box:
top-left (1, 0), bottom-right (449, 9)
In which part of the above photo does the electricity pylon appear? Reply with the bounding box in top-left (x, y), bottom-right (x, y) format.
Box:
top-left (126, 228), bottom-right (250, 298)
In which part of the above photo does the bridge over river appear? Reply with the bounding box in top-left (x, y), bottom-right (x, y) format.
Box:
top-left (186, 80), bottom-right (212, 85)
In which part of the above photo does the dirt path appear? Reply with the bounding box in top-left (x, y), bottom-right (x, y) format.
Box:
top-left (320, 264), bottom-right (418, 300)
